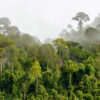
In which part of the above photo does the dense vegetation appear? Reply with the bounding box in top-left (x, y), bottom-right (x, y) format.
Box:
top-left (0, 12), bottom-right (100, 100)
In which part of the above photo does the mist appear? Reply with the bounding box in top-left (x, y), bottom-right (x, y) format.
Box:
top-left (1, 0), bottom-right (100, 42)
top-left (0, 1), bottom-right (100, 99)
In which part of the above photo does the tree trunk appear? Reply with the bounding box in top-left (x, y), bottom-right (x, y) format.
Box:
top-left (78, 20), bottom-right (83, 33)
top-left (0, 58), bottom-right (3, 71)
top-left (58, 57), bottom-right (62, 67)
top-left (69, 72), bottom-right (72, 86)
top-left (47, 60), bottom-right (49, 71)
top-left (36, 76), bottom-right (38, 97)
top-left (23, 82), bottom-right (26, 100)
top-left (12, 66), bottom-right (13, 71)
top-left (69, 72), bottom-right (72, 100)
top-left (47, 64), bottom-right (49, 71)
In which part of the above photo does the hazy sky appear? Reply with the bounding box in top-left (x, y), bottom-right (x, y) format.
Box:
top-left (0, 0), bottom-right (100, 41)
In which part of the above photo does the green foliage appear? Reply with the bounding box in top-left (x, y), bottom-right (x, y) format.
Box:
top-left (85, 27), bottom-right (99, 40)
top-left (65, 60), bottom-right (79, 73)
top-left (83, 93), bottom-right (93, 100)
top-left (82, 75), bottom-right (97, 93)
top-left (31, 60), bottom-right (41, 78)
top-left (38, 44), bottom-right (58, 71)
top-left (69, 47), bottom-right (94, 62)
top-left (83, 57), bottom-right (95, 75)
top-left (0, 16), bottom-right (100, 100)
top-left (95, 96), bottom-right (100, 100)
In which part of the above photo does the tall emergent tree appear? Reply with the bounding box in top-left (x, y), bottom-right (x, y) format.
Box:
top-left (53, 38), bottom-right (69, 67)
top-left (65, 60), bottom-right (79, 100)
top-left (72, 12), bottom-right (90, 32)
top-left (31, 60), bottom-right (41, 97)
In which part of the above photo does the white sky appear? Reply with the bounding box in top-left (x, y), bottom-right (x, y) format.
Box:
top-left (0, 0), bottom-right (100, 41)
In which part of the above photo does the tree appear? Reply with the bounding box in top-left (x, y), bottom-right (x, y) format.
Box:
top-left (5, 45), bottom-right (21, 71)
top-left (38, 44), bottom-right (58, 71)
top-left (0, 17), bottom-right (11, 35)
top-left (16, 33), bottom-right (41, 54)
top-left (6, 26), bottom-right (21, 39)
top-left (92, 14), bottom-right (100, 27)
top-left (64, 60), bottom-right (79, 100)
top-left (53, 38), bottom-right (69, 67)
top-left (0, 17), bottom-right (10, 26)
top-left (85, 27), bottom-right (99, 38)
top-left (69, 46), bottom-right (94, 63)
top-left (82, 75), bottom-right (97, 94)
top-left (83, 57), bottom-right (95, 76)
top-left (72, 12), bottom-right (90, 32)
top-left (31, 60), bottom-right (41, 97)
top-left (67, 41), bottom-right (82, 48)
top-left (65, 60), bottom-right (79, 86)
top-left (22, 57), bottom-right (34, 72)
top-left (0, 34), bottom-right (13, 71)
top-left (0, 48), bottom-right (5, 71)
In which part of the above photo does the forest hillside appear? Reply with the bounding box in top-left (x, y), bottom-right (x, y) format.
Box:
top-left (0, 12), bottom-right (100, 100)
